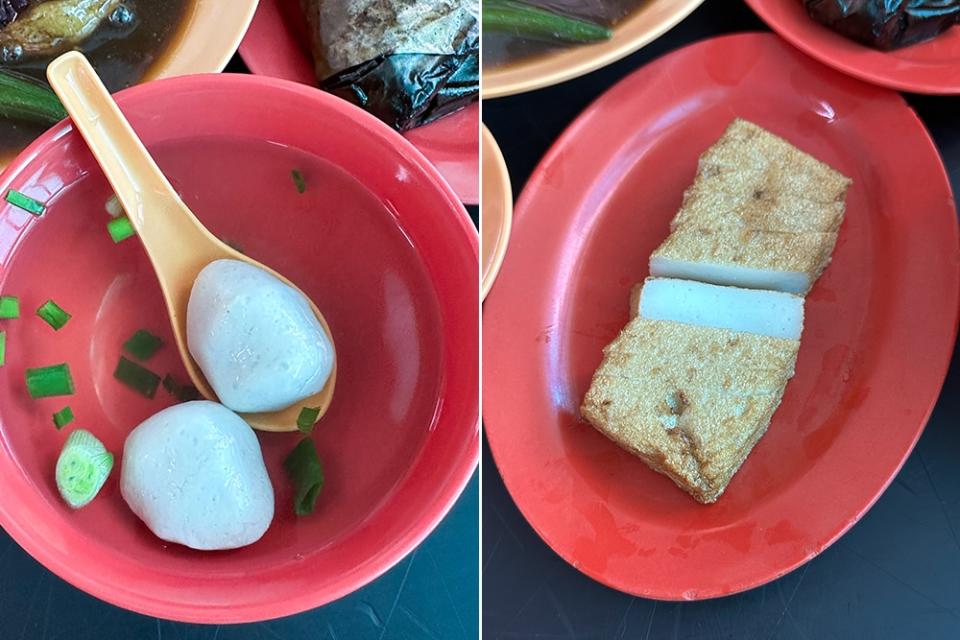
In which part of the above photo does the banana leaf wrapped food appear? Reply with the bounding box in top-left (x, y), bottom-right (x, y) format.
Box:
top-left (804, 0), bottom-right (959, 50)
top-left (303, 0), bottom-right (479, 131)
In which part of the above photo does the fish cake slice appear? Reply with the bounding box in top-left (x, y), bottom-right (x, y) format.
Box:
top-left (649, 225), bottom-right (837, 294)
top-left (581, 317), bottom-right (799, 504)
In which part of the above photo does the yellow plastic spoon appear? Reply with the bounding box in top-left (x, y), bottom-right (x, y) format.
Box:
top-left (46, 51), bottom-right (336, 432)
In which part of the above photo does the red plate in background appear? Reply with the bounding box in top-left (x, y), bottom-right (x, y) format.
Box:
top-left (238, 0), bottom-right (479, 203)
top-left (483, 33), bottom-right (958, 600)
top-left (745, 0), bottom-right (960, 94)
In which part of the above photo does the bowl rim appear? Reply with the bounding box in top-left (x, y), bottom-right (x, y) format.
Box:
top-left (480, 125), bottom-right (513, 300)
top-left (0, 72), bottom-right (479, 623)
top-left (482, 0), bottom-right (706, 99)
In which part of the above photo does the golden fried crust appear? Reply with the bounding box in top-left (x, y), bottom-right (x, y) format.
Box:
top-left (651, 225), bottom-right (838, 280)
top-left (672, 119), bottom-right (851, 234)
top-left (581, 318), bottom-right (799, 503)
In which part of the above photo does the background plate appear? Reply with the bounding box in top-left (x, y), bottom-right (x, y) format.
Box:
top-left (238, 0), bottom-right (479, 204)
top-left (745, 0), bottom-right (960, 95)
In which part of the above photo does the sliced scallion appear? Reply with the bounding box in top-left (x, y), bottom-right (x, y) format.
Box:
top-left (123, 329), bottom-right (162, 361)
top-left (284, 438), bottom-right (324, 516)
top-left (297, 407), bottom-right (321, 434)
top-left (25, 363), bottom-right (74, 398)
top-left (114, 357), bottom-right (160, 398)
top-left (36, 299), bottom-right (71, 330)
top-left (55, 429), bottom-right (113, 509)
top-left (0, 331), bottom-right (5, 367)
top-left (291, 169), bottom-right (307, 194)
top-left (53, 406), bottom-right (74, 430)
top-left (0, 295), bottom-right (20, 318)
top-left (5, 189), bottom-right (45, 216)
top-left (105, 194), bottom-right (123, 218)
top-left (161, 373), bottom-right (201, 403)
top-left (107, 215), bottom-right (136, 243)
top-left (0, 70), bottom-right (67, 125)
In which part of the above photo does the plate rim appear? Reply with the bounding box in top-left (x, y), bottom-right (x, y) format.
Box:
top-left (481, 125), bottom-right (513, 300)
top-left (482, 31), bottom-right (960, 600)
top-left (482, 0), bottom-right (706, 99)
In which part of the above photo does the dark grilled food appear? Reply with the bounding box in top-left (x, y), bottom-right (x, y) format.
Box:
top-left (804, 0), bottom-right (959, 50)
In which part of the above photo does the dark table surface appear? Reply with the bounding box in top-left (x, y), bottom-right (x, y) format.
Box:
top-left (0, 55), bottom-right (480, 640)
top-left (482, 1), bottom-right (960, 639)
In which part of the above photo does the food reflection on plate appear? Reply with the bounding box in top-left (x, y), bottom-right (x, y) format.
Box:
top-left (0, 0), bottom-right (189, 154)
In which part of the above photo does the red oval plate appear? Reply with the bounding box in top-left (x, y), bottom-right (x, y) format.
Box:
top-left (238, 0), bottom-right (479, 204)
top-left (483, 33), bottom-right (959, 600)
top-left (0, 74), bottom-right (478, 622)
top-left (745, 0), bottom-right (960, 94)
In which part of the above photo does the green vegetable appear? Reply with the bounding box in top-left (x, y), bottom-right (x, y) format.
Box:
top-left (107, 215), bottom-right (136, 243)
top-left (36, 299), bottom-right (71, 330)
top-left (0, 70), bottom-right (67, 126)
top-left (483, 0), bottom-right (612, 43)
top-left (113, 356), bottom-right (160, 398)
top-left (53, 406), bottom-right (74, 430)
top-left (284, 438), bottom-right (324, 516)
top-left (5, 189), bottom-right (45, 216)
top-left (297, 407), bottom-right (321, 433)
top-left (0, 296), bottom-right (18, 319)
top-left (0, 331), bottom-right (5, 367)
top-left (123, 329), bottom-right (163, 361)
top-left (55, 429), bottom-right (113, 509)
top-left (161, 373), bottom-right (201, 403)
top-left (291, 169), bottom-right (307, 194)
top-left (25, 363), bottom-right (74, 398)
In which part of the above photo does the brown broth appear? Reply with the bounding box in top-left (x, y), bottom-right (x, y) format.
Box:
top-left (0, 0), bottom-right (190, 155)
top-left (483, 0), bottom-right (641, 68)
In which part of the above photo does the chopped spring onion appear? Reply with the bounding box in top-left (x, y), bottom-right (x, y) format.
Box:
top-left (123, 329), bottom-right (163, 361)
top-left (53, 406), bottom-right (74, 430)
top-left (0, 70), bottom-right (67, 125)
top-left (5, 189), bottom-right (45, 216)
top-left (0, 331), bottom-right (5, 367)
top-left (36, 299), bottom-right (71, 330)
top-left (55, 429), bottom-right (113, 509)
top-left (107, 215), bottom-right (136, 243)
top-left (25, 363), bottom-right (74, 398)
top-left (297, 406), bottom-right (321, 434)
top-left (291, 169), bottom-right (307, 194)
top-left (113, 356), bottom-right (160, 398)
top-left (161, 373), bottom-right (201, 403)
top-left (483, 0), bottom-right (612, 43)
top-left (284, 438), bottom-right (324, 516)
top-left (105, 194), bottom-right (124, 218)
top-left (0, 295), bottom-right (18, 319)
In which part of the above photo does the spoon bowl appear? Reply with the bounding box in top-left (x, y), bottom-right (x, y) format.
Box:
top-left (46, 51), bottom-right (336, 432)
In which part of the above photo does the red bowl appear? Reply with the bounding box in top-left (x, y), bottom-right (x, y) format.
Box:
top-left (0, 73), bottom-right (478, 622)
top-left (238, 0), bottom-right (480, 204)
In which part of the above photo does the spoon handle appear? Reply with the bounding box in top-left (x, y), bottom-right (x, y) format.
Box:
top-left (46, 52), bottom-right (222, 281)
